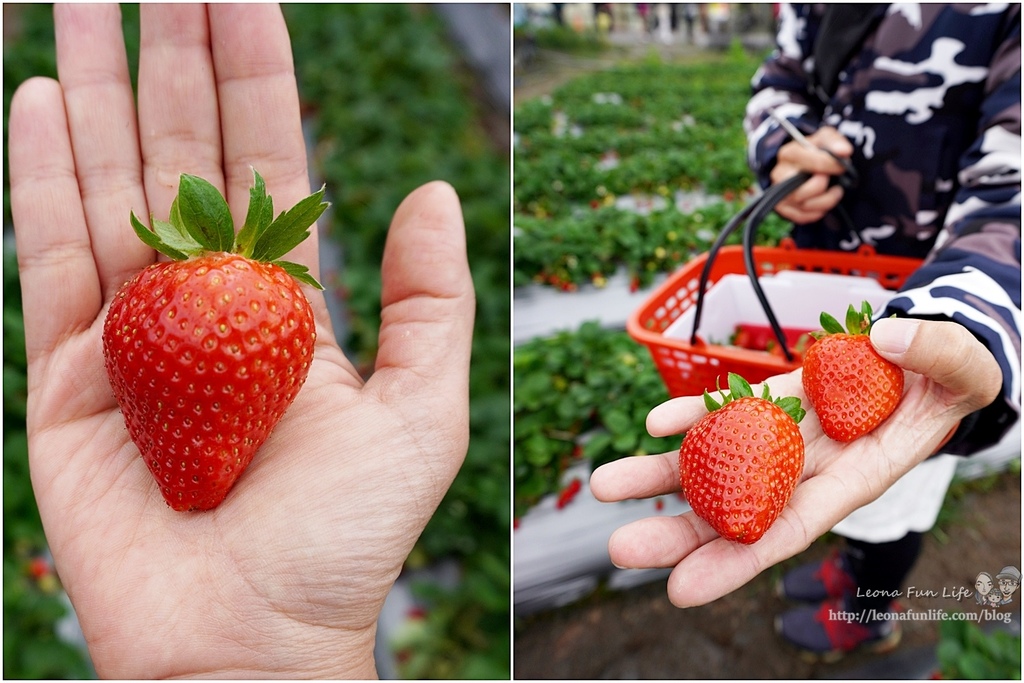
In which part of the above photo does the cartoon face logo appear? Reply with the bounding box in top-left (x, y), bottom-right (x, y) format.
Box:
top-left (975, 572), bottom-right (994, 605)
top-left (996, 566), bottom-right (1021, 605)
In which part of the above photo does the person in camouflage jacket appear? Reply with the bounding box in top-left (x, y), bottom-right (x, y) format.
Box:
top-left (744, 3), bottom-right (1020, 659)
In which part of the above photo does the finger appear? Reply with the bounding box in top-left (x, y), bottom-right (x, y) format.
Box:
top-left (871, 318), bottom-right (1003, 412)
top-left (590, 452), bottom-right (679, 502)
top-left (666, 462), bottom-right (866, 607)
top-left (774, 182), bottom-right (844, 224)
top-left (776, 139), bottom-right (847, 176)
top-left (667, 536), bottom-right (773, 607)
top-left (805, 126), bottom-right (854, 158)
top-left (9, 78), bottom-right (102, 363)
top-left (369, 181), bottom-right (476, 407)
top-left (792, 183), bottom-right (844, 214)
top-left (774, 201), bottom-right (829, 226)
top-left (784, 174), bottom-right (834, 206)
top-left (54, 4), bottom-right (151, 294)
top-left (646, 395), bottom-right (707, 437)
top-left (208, 3), bottom-right (315, 268)
top-left (138, 4), bottom-right (224, 218)
top-left (608, 513), bottom-right (717, 570)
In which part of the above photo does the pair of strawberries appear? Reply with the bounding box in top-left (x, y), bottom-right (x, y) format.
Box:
top-left (679, 303), bottom-right (905, 544)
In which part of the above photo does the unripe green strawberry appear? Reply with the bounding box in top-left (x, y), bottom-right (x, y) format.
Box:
top-left (679, 373), bottom-right (806, 544)
top-left (102, 170), bottom-right (327, 511)
top-left (802, 301), bottom-right (905, 443)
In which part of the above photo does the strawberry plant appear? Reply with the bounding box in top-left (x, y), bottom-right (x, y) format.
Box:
top-left (514, 202), bottom-right (789, 289)
top-left (513, 51), bottom-right (787, 291)
top-left (514, 322), bottom-right (678, 518)
top-left (680, 373), bottom-right (806, 544)
top-left (937, 616), bottom-right (1021, 679)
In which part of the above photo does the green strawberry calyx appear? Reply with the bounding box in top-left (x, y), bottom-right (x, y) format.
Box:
top-left (814, 300), bottom-right (878, 339)
top-left (129, 169), bottom-right (328, 290)
top-left (703, 372), bottom-right (805, 424)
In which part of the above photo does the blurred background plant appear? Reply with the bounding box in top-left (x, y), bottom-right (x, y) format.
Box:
top-left (936, 616), bottom-right (1021, 679)
top-left (3, 4), bottom-right (510, 679)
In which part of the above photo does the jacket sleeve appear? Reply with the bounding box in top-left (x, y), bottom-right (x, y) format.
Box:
top-left (880, 19), bottom-right (1021, 456)
top-left (743, 3), bottom-right (824, 189)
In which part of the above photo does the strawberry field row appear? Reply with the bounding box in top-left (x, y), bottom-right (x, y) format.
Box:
top-left (513, 322), bottom-right (677, 519)
top-left (513, 50), bottom-right (780, 291)
top-left (514, 201), bottom-right (790, 290)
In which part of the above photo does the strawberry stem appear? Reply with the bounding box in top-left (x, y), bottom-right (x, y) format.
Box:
top-left (129, 169), bottom-right (328, 290)
top-left (704, 372), bottom-right (805, 424)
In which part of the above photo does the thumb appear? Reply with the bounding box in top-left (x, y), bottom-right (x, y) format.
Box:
top-left (870, 317), bottom-right (1002, 414)
top-left (369, 181), bottom-right (476, 403)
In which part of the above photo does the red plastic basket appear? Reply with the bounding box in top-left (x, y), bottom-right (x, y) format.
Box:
top-left (627, 241), bottom-right (923, 398)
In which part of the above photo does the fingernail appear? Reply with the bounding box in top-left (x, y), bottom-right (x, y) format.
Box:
top-left (871, 317), bottom-right (920, 355)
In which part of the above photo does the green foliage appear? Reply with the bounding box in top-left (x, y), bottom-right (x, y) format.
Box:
top-left (513, 53), bottom-right (787, 290)
top-left (514, 322), bottom-right (678, 517)
top-left (392, 554), bottom-right (511, 680)
top-left (937, 617), bottom-right (1021, 679)
top-left (514, 200), bottom-right (789, 289)
top-left (517, 24), bottom-right (608, 54)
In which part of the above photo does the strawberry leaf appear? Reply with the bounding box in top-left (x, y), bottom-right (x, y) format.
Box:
top-left (819, 311), bottom-right (845, 335)
top-left (773, 396), bottom-right (806, 424)
top-left (845, 304), bottom-right (864, 335)
top-left (251, 186), bottom-right (329, 263)
top-left (236, 169), bottom-right (275, 258)
top-left (703, 390), bottom-right (722, 413)
top-left (274, 260), bottom-right (324, 290)
top-left (131, 211), bottom-right (188, 261)
top-left (176, 174), bottom-right (235, 252)
top-left (727, 372), bottom-right (754, 399)
top-left (153, 218), bottom-right (203, 257)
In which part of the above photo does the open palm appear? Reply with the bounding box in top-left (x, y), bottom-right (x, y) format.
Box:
top-left (590, 318), bottom-right (1000, 609)
top-left (8, 4), bottom-right (474, 678)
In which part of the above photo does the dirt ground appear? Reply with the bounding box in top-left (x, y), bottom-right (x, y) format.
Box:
top-left (513, 473), bottom-right (1021, 679)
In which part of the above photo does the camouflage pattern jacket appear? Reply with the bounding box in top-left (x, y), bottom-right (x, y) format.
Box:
top-left (745, 3), bottom-right (1020, 455)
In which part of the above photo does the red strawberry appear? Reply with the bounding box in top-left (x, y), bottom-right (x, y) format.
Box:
top-left (679, 373), bottom-right (806, 544)
top-left (556, 477), bottom-right (583, 509)
top-left (103, 170), bottom-right (327, 511)
top-left (802, 301), bottom-right (905, 442)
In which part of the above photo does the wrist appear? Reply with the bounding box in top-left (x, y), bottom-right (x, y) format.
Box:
top-left (183, 621), bottom-right (378, 680)
top-left (89, 611), bottom-right (378, 679)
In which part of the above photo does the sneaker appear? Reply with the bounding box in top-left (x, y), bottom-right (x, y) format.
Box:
top-left (776, 549), bottom-right (857, 603)
top-left (775, 596), bottom-right (902, 663)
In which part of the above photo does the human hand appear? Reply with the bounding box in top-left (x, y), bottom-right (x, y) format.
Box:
top-left (769, 125), bottom-right (853, 224)
top-left (8, 4), bottom-right (474, 678)
top-left (590, 317), bottom-right (1000, 608)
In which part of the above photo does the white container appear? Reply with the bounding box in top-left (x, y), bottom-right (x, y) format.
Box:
top-left (662, 270), bottom-right (890, 344)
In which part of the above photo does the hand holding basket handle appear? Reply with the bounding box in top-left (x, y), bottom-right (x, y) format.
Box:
top-left (769, 125), bottom-right (853, 225)
top-left (589, 316), bottom-right (1001, 608)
